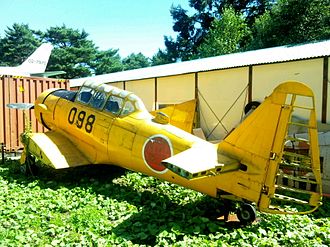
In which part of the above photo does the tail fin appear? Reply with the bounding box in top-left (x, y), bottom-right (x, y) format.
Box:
top-left (218, 81), bottom-right (322, 214)
top-left (18, 43), bottom-right (53, 73)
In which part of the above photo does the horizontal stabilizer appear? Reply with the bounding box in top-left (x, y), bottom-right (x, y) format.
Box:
top-left (25, 131), bottom-right (90, 169)
top-left (31, 71), bottom-right (66, 78)
top-left (162, 144), bottom-right (239, 179)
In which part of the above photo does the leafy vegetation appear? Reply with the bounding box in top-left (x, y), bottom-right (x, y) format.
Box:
top-left (155, 0), bottom-right (330, 62)
top-left (249, 0), bottom-right (330, 50)
top-left (0, 159), bottom-right (329, 246)
top-left (196, 7), bottom-right (251, 58)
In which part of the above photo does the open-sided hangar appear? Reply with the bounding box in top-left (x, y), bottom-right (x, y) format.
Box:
top-left (71, 40), bottom-right (330, 194)
top-left (71, 40), bottom-right (330, 139)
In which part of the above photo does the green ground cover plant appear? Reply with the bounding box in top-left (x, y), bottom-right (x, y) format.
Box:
top-left (0, 159), bottom-right (329, 246)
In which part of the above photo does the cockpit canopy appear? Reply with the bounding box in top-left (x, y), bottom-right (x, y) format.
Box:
top-left (76, 80), bottom-right (146, 117)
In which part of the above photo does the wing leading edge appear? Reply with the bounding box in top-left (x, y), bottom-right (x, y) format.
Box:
top-left (22, 131), bottom-right (90, 169)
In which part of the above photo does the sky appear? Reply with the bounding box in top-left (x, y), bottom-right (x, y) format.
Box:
top-left (0, 0), bottom-right (191, 58)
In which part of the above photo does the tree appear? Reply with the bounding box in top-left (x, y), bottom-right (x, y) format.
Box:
top-left (250, 0), bottom-right (330, 49)
top-left (151, 36), bottom-right (182, 66)
top-left (162, 0), bottom-right (274, 62)
top-left (151, 48), bottom-right (175, 66)
top-left (0, 23), bottom-right (41, 66)
top-left (197, 7), bottom-right (251, 58)
top-left (92, 49), bottom-right (123, 75)
top-left (45, 25), bottom-right (127, 78)
top-left (122, 53), bottom-right (150, 70)
top-left (43, 25), bottom-right (99, 78)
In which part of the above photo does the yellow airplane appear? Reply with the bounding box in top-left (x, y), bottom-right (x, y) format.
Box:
top-left (16, 80), bottom-right (322, 224)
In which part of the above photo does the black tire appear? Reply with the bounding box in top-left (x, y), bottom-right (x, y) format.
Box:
top-left (237, 203), bottom-right (256, 225)
top-left (244, 101), bottom-right (260, 115)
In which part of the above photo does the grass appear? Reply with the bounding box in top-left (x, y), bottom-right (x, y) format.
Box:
top-left (0, 159), bottom-right (329, 246)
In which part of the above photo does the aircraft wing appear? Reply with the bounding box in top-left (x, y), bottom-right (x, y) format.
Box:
top-left (162, 144), bottom-right (240, 179)
top-left (24, 131), bottom-right (90, 169)
top-left (31, 71), bottom-right (66, 78)
top-left (151, 99), bottom-right (196, 133)
top-left (7, 103), bottom-right (34, 110)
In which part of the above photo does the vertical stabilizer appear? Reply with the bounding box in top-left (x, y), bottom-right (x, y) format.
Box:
top-left (17, 43), bottom-right (53, 74)
top-left (218, 81), bottom-right (322, 214)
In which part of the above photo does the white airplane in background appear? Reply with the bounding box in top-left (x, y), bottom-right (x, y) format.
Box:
top-left (0, 43), bottom-right (65, 77)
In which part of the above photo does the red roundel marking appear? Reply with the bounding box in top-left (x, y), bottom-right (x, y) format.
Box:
top-left (143, 136), bottom-right (172, 172)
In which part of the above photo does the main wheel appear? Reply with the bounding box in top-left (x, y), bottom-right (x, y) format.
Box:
top-left (237, 203), bottom-right (256, 225)
top-left (244, 101), bottom-right (260, 115)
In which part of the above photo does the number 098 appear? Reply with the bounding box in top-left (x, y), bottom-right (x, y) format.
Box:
top-left (68, 107), bottom-right (95, 133)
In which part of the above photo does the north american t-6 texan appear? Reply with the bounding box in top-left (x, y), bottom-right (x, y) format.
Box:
top-left (9, 79), bottom-right (323, 225)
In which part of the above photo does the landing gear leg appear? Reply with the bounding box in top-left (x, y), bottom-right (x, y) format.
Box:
top-left (223, 200), bottom-right (231, 221)
top-left (222, 200), bottom-right (236, 222)
top-left (236, 203), bottom-right (257, 225)
top-left (22, 154), bottom-right (38, 176)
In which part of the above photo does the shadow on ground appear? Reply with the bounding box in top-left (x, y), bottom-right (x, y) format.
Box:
top-left (1, 160), bottom-right (260, 245)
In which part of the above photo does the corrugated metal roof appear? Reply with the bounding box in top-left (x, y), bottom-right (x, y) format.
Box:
top-left (70, 40), bottom-right (330, 87)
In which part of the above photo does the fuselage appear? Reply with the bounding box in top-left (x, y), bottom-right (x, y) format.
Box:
top-left (0, 66), bottom-right (30, 76)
